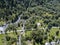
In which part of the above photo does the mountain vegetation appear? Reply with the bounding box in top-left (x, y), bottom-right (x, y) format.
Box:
top-left (0, 0), bottom-right (60, 45)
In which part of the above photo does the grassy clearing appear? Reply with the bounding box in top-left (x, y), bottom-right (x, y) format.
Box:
top-left (47, 27), bottom-right (60, 41)
top-left (50, 27), bottom-right (59, 36)
top-left (0, 32), bottom-right (18, 45)
top-left (25, 30), bottom-right (32, 37)
top-left (25, 31), bottom-right (32, 35)
top-left (0, 34), bottom-right (5, 45)
top-left (7, 32), bottom-right (17, 38)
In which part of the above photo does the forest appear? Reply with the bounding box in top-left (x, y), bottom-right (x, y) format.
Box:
top-left (0, 0), bottom-right (60, 45)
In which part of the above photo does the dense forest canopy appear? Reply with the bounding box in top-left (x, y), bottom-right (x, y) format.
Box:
top-left (0, 0), bottom-right (60, 28)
